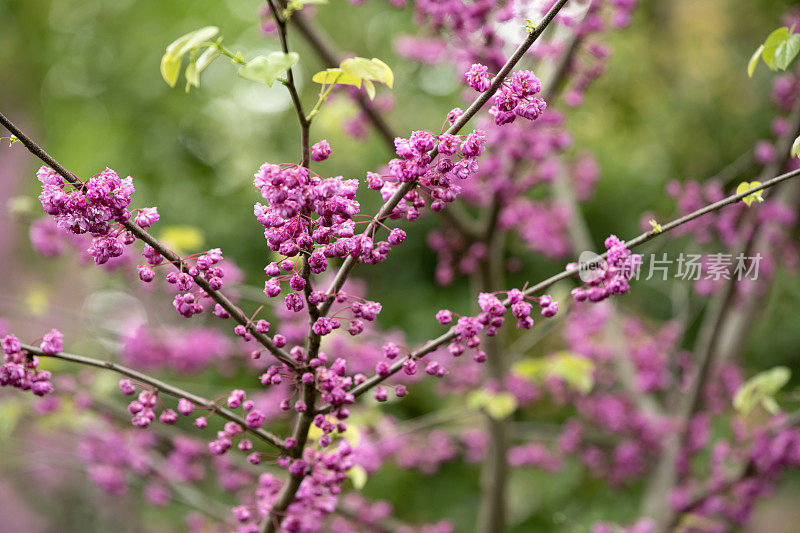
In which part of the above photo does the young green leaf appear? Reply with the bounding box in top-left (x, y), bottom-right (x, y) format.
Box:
top-left (311, 68), bottom-right (362, 87)
top-left (346, 465), bottom-right (368, 490)
top-left (166, 26), bottom-right (220, 58)
top-left (160, 26), bottom-right (219, 87)
top-left (648, 219), bottom-right (662, 234)
top-left (748, 44), bottom-right (764, 77)
top-left (363, 78), bottom-right (376, 100)
top-left (792, 135), bottom-right (800, 158)
top-left (512, 352), bottom-right (595, 394)
top-left (736, 181), bottom-right (764, 206)
top-left (733, 366), bottom-right (791, 416)
top-left (484, 392), bottom-right (518, 420)
top-left (547, 352), bottom-right (595, 394)
top-left (185, 47), bottom-right (222, 90)
top-left (775, 32), bottom-right (800, 70)
top-left (340, 57), bottom-right (394, 88)
top-left (762, 27), bottom-right (792, 70)
top-left (161, 53), bottom-right (183, 88)
top-left (283, 0), bottom-right (328, 17)
top-left (237, 52), bottom-right (299, 86)
top-left (466, 390), bottom-right (518, 420)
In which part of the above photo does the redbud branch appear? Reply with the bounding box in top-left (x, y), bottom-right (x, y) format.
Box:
top-left (522, 165), bottom-right (800, 298)
top-left (265, 0), bottom-right (310, 167)
top-left (286, 7), bottom-right (487, 239)
top-left (318, 0), bottom-right (572, 316)
top-left (20, 343), bottom-right (287, 452)
top-left (252, 6), bottom-right (320, 515)
top-left (543, 30), bottom-right (662, 417)
top-left (262, 380), bottom-right (316, 533)
top-left (0, 111), bottom-right (299, 371)
top-left (641, 104), bottom-right (800, 529)
top-left (702, 102), bottom-right (800, 365)
top-left (317, 165), bottom-right (800, 413)
top-left (666, 409), bottom-right (800, 529)
top-left (476, 202), bottom-right (510, 533)
top-left (261, 263), bottom-right (319, 532)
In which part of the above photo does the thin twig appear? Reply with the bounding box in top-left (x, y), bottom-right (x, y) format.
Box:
top-left (259, 4), bottom-right (320, 530)
top-left (0, 111), bottom-right (298, 371)
top-left (317, 165), bottom-right (800, 413)
top-left (318, 0), bottom-right (573, 316)
top-left (21, 343), bottom-right (286, 451)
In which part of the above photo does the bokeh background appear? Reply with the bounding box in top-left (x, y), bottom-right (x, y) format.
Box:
top-left (2, 0), bottom-right (800, 531)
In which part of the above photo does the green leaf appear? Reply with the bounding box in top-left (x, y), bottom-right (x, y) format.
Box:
top-left (775, 32), bottom-right (800, 70)
top-left (237, 52), bottom-right (299, 86)
top-left (467, 390), bottom-right (518, 420)
top-left (311, 68), bottom-right (362, 87)
top-left (733, 366), bottom-right (791, 416)
top-left (347, 465), bottom-right (368, 490)
top-left (547, 352), bottom-right (595, 394)
top-left (792, 135), bottom-right (800, 158)
top-left (185, 47), bottom-right (221, 90)
top-left (748, 44), bottom-right (764, 77)
top-left (484, 392), bottom-right (518, 420)
top-left (165, 26), bottom-right (220, 58)
top-left (513, 352), bottom-right (595, 394)
top-left (648, 219), bottom-right (662, 234)
top-left (283, 0), bottom-right (328, 17)
top-left (160, 26), bottom-right (219, 87)
top-left (762, 27), bottom-right (793, 70)
top-left (161, 53), bottom-right (183, 87)
top-left (467, 389), bottom-right (490, 410)
top-left (185, 57), bottom-right (199, 90)
top-left (340, 57), bottom-right (394, 88)
top-left (736, 181), bottom-right (764, 207)
top-left (363, 78), bottom-right (376, 100)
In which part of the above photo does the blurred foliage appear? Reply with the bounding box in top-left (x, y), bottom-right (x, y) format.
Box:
top-left (3, 0), bottom-right (800, 531)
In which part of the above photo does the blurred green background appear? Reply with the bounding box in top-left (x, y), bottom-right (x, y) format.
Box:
top-left (3, 0), bottom-right (800, 531)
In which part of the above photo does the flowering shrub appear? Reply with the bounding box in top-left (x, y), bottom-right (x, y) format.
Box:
top-left (4, 1), bottom-right (800, 533)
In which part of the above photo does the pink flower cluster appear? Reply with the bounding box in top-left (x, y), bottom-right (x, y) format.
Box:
top-left (234, 442), bottom-right (356, 533)
top-left (571, 235), bottom-right (641, 303)
top-left (37, 166), bottom-right (141, 264)
top-left (466, 65), bottom-right (547, 126)
top-left (1, 332), bottom-right (56, 396)
top-left (434, 289), bottom-right (559, 365)
top-left (376, 127), bottom-right (488, 222)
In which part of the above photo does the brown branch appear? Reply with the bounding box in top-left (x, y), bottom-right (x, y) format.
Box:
top-left (317, 165), bottom-right (800, 413)
top-left (0, 111), bottom-right (298, 371)
top-left (258, 4), bottom-right (322, 531)
top-left (641, 104), bottom-right (800, 531)
top-left (475, 200), bottom-right (510, 533)
top-left (288, 9), bottom-right (481, 239)
top-left (21, 343), bottom-right (286, 451)
top-left (318, 0), bottom-right (572, 316)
